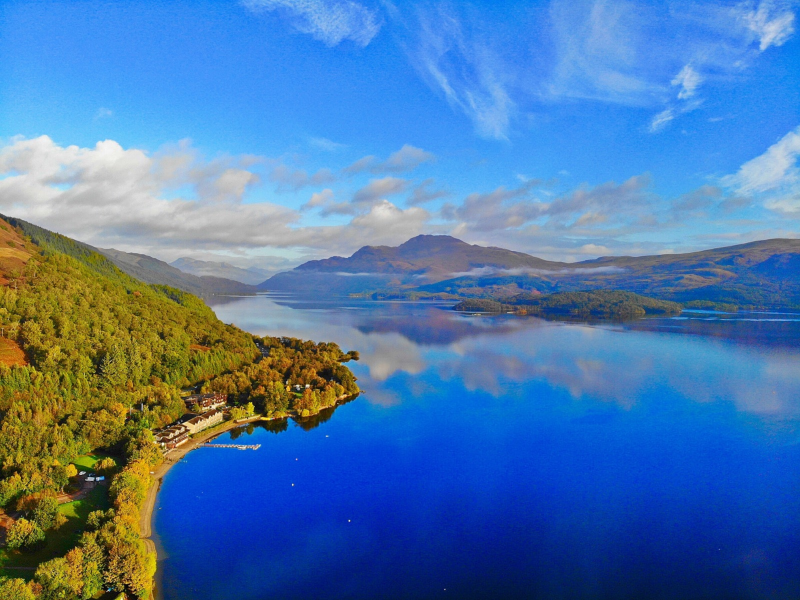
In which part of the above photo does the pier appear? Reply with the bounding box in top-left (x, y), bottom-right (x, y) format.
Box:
top-left (202, 443), bottom-right (261, 450)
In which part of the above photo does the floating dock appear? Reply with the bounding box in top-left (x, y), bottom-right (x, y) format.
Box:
top-left (202, 443), bottom-right (261, 450)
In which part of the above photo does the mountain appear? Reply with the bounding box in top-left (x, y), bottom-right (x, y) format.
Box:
top-left (99, 248), bottom-right (256, 296)
top-left (260, 235), bottom-right (800, 309)
top-left (260, 235), bottom-right (563, 295)
top-left (171, 257), bottom-right (271, 285)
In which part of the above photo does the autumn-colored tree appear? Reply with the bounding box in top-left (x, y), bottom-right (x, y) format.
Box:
top-left (6, 518), bottom-right (45, 550)
top-left (0, 577), bottom-right (37, 600)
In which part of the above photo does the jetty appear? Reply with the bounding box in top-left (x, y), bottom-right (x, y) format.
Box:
top-left (201, 443), bottom-right (261, 450)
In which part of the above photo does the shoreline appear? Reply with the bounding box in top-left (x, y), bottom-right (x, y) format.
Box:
top-left (139, 395), bottom-right (357, 599)
top-left (139, 415), bottom-right (262, 600)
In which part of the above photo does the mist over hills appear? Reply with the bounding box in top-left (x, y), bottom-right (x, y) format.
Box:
top-left (99, 249), bottom-right (256, 296)
top-left (171, 257), bottom-right (271, 286)
top-left (261, 235), bottom-right (800, 308)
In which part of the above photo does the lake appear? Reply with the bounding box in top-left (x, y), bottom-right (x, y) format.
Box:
top-left (154, 295), bottom-right (800, 600)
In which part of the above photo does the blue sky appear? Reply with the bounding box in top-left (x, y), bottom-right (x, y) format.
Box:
top-left (0, 0), bottom-right (798, 270)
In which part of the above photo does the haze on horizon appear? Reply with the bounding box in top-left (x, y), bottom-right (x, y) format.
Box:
top-left (0, 0), bottom-right (798, 275)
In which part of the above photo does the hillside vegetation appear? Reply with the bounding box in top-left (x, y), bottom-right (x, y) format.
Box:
top-left (2, 215), bottom-right (256, 297)
top-left (0, 216), bottom-right (358, 598)
top-left (455, 291), bottom-right (682, 319)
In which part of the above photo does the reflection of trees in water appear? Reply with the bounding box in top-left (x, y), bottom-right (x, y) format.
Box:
top-left (292, 396), bottom-right (357, 431)
top-left (223, 397), bottom-right (357, 437)
top-left (260, 419), bottom-right (289, 435)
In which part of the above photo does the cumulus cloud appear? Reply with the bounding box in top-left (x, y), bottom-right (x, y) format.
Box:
top-left (0, 136), bottom-right (437, 260)
top-left (242, 0), bottom-right (382, 47)
top-left (442, 180), bottom-right (544, 232)
top-left (344, 144), bottom-right (435, 174)
top-left (349, 199), bottom-right (431, 242)
top-left (545, 174), bottom-right (654, 226)
top-left (301, 188), bottom-right (335, 210)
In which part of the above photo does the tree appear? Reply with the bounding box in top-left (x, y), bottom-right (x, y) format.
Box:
top-left (0, 577), bottom-right (36, 600)
top-left (31, 495), bottom-right (60, 530)
top-left (95, 457), bottom-right (117, 475)
top-left (34, 551), bottom-right (84, 600)
top-left (6, 518), bottom-right (45, 550)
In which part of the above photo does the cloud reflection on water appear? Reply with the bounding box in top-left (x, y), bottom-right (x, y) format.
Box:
top-left (209, 296), bottom-right (800, 418)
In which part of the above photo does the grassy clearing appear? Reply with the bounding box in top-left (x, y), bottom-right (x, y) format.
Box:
top-left (72, 452), bottom-right (113, 471)
top-left (0, 485), bottom-right (110, 575)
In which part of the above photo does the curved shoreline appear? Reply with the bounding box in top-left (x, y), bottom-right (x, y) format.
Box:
top-left (139, 395), bottom-right (357, 599)
top-left (139, 416), bottom-right (262, 599)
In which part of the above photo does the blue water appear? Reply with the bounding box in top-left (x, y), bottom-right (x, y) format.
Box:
top-left (154, 296), bottom-right (800, 600)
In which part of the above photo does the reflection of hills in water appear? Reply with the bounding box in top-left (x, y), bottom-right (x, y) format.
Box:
top-left (266, 295), bottom-right (526, 346)
top-left (253, 293), bottom-right (800, 351)
top-left (626, 311), bottom-right (800, 350)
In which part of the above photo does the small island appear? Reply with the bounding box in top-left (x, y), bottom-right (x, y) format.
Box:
top-left (454, 290), bottom-right (683, 320)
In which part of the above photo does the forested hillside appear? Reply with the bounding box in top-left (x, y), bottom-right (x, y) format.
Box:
top-left (1, 215), bottom-right (255, 297)
top-left (0, 216), bottom-right (358, 598)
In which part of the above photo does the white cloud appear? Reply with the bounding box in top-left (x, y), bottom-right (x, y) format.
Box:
top-left (548, 0), bottom-right (796, 131)
top-left (723, 125), bottom-right (800, 194)
top-left (407, 178), bottom-right (449, 205)
top-left (721, 124), bottom-right (800, 215)
top-left (242, 0), bottom-right (382, 47)
top-left (396, 4), bottom-right (514, 140)
top-left (739, 0), bottom-right (796, 51)
top-left (671, 64), bottom-right (702, 99)
top-left (301, 188), bottom-right (335, 210)
top-left (649, 108), bottom-right (675, 132)
top-left (350, 199), bottom-right (429, 236)
top-left (0, 136), bottom-right (436, 259)
top-left (547, 0), bottom-right (664, 106)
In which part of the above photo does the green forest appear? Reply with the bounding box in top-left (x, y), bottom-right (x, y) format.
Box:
top-left (0, 217), bottom-right (359, 599)
top-left (454, 290), bottom-right (683, 319)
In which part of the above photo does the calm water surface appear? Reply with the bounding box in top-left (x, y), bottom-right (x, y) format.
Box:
top-left (154, 296), bottom-right (800, 600)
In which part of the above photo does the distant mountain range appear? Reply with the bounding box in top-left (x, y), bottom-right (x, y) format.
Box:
top-left (1, 215), bottom-right (255, 296)
top-left (99, 249), bottom-right (256, 296)
top-left (170, 257), bottom-right (272, 286)
top-left (261, 235), bottom-right (800, 308)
